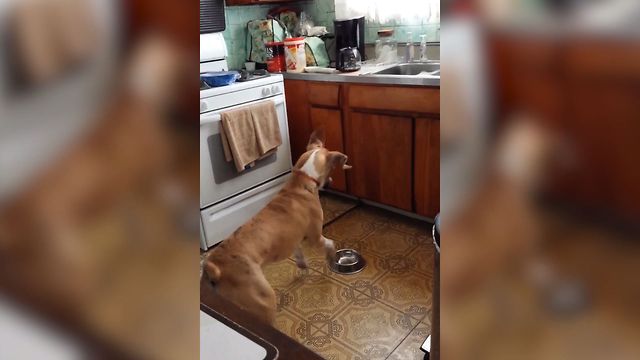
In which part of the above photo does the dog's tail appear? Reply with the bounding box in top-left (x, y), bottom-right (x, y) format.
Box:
top-left (204, 261), bottom-right (222, 283)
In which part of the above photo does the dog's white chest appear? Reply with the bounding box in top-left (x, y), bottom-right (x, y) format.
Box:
top-left (300, 150), bottom-right (320, 179)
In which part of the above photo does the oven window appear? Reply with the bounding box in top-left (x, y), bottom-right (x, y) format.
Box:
top-left (207, 133), bottom-right (278, 184)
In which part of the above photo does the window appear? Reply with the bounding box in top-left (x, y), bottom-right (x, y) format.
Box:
top-left (335, 0), bottom-right (440, 25)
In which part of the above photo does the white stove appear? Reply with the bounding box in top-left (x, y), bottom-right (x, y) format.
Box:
top-left (199, 33), bottom-right (292, 250)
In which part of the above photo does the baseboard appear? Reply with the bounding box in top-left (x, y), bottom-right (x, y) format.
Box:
top-left (320, 190), bottom-right (434, 224)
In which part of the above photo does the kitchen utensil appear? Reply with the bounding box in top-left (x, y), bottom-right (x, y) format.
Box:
top-left (237, 69), bottom-right (270, 82)
top-left (336, 47), bottom-right (361, 72)
top-left (304, 66), bottom-right (338, 74)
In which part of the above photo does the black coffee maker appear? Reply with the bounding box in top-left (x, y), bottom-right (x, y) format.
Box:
top-left (334, 16), bottom-right (365, 71)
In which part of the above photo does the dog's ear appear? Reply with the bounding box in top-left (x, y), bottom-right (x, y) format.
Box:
top-left (327, 151), bottom-right (352, 170)
top-left (307, 129), bottom-right (325, 151)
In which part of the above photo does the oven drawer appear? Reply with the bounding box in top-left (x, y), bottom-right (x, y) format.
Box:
top-left (200, 94), bottom-right (292, 208)
top-left (200, 175), bottom-right (288, 249)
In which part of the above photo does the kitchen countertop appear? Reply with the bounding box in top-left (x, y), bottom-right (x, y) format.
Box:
top-left (200, 276), bottom-right (324, 359)
top-left (282, 62), bottom-right (440, 87)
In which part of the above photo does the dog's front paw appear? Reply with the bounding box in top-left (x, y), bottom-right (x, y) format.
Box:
top-left (323, 237), bottom-right (336, 264)
top-left (326, 251), bottom-right (336, 265)
top-left (295, 259), bottom-right (308, 269)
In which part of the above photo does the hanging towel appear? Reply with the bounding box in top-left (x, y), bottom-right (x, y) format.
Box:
top-left (220, 107), bottom-right (261, 172)
top-left (9, 0), bottom-right (97, 88)
top-left (220, 101), bottom-right (282, 172)
top-left (251, 101), bottom-right (282, 155)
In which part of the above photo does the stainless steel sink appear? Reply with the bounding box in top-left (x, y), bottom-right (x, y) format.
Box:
top-left (353, 62), bottom-right (440, 86)
top-left (372, 63), bottom-right (440, 76)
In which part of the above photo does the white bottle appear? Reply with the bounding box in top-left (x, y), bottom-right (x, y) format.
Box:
top-left (419, 34), bottom-right (428, 61)
top-left (405, 32), bottom-right (414, 62)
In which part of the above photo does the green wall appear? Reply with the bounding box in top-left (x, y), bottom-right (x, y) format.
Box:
top-left (221, 0), bottom-right (439, 70)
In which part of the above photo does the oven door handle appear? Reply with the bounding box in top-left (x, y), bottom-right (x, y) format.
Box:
top-left (200, 97), bottom-right (285, 125)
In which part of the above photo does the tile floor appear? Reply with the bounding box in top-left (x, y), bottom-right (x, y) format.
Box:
top-left (264, 194), bottom-right (434, 360)
top-left (319, 192), bottom-right (359, 225)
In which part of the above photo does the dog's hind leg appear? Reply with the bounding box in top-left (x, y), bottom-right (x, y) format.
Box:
top-left (224, 267), bottom-right (277, 324)
top-left (251, 272), bottom-right (277, 324)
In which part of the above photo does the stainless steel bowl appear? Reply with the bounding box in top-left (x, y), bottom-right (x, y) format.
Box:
top-left (329, 249), bottom-right (366, 275)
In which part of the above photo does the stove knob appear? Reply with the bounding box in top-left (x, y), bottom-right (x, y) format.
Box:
top-left (200, 101), bottom-right (206, 112)
top-left (262, 88), bottom-right (271, 96)
top-left (271, 85), bottom-right (280, 94)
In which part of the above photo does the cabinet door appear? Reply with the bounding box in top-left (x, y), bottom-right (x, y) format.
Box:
top-left (310, 107), bottom-right (347, 192)
top-left (284, 80), bottom-right (311, 163)
top-left (566, 84), bottom-right (640, 220)
top-left (415, 118), bottom-right (439, 217)
top-left (346, 112), bottom-right (413, 211)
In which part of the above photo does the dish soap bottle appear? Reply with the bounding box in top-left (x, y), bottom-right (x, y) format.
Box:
top-left (419, 34), bottom-right (428, 61)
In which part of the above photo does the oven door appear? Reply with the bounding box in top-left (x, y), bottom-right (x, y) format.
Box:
top-left (200, 173), bottom-right (289, 249)
top-left (200, 94), bottom-right (292, 208)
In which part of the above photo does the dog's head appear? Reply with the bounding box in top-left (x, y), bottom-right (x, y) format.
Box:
top-left (294, 130), bottom-right (352, 188)
top-left (493, 116), bottom-right (566, 193)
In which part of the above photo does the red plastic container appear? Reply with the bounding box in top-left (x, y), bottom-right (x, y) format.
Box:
top-left (265, 41), bottom-right (286, 73)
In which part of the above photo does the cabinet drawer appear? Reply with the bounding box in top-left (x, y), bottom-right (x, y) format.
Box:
top-left (348, 85), bottom-right (439, 114)
top-left (308, 82), bottom-right (340, 108)
top-left (566, 41), bottom-right (640, 79)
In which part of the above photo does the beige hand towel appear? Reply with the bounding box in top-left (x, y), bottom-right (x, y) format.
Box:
top-left (251, 101), bottom-right (282, 155)
top-left (50, 0), bottom-right (98, 67)
top-left (220, 108), bottom-right (261, 172)
top-left (11, 0), bottom-right (63, 85)
top-left (10, 0), bottom-right (97, 87)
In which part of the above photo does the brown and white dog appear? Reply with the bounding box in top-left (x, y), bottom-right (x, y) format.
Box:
top-left (203, 130), bottom-right (351, 324)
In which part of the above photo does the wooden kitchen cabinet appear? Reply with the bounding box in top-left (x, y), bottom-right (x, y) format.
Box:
top-left (345, 112), bottom-right (414, 211)
top-left (490, 35), bottom-right (640, 222)
top-left (309, 107), bottom-right (347, 192)
top-left (284, 78), bottom-right (440, 217)
top-left (284, 80), bottom-right (311, 162)
top-left (308, 82), bottom-right (341, 108)
top-left (415, 118), bottom-right (439, 218)
top-left (284, 80), bottom-right (347, 192)
top-left (344, 83), bottom-right (439, 214)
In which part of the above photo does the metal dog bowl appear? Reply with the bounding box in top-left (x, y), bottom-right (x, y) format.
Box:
top-left (329, 249), bottom-right (366, 275)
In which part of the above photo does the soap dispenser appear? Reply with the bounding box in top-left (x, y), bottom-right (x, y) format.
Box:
top-left (405, 32), bottom-right (414, 62)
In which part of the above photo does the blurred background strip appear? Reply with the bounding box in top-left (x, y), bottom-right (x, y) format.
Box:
top-left (440, 0), bottom-right (640, 359)
top-left (0, 1), bottom-right (200, 359)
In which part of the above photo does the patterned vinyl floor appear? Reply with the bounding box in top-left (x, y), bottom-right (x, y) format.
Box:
top-left (265, 194), bottom-right (434, 360)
